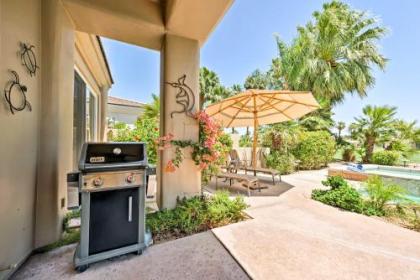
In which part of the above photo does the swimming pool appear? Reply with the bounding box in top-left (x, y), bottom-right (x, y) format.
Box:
top-left (364, 165), bottom-right (420, 203)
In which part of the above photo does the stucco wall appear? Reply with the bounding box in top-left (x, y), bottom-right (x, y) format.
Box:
top-left (0, 0), bottom-right (41, 277)
top-left (0, 0), bottom-right (75, 277)
top-left (34, 0), bottom-right (75, 248)
top-left (159, 34), bottom-right (201, 209)
top-left (108, 104), bottom-right (144, 126)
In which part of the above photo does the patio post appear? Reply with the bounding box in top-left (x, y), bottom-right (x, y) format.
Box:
top-left (158, 34), bottom-right (201, 209)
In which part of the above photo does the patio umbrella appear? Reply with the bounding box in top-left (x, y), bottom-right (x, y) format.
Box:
top-left (205, 89), bottom-right (320, 168)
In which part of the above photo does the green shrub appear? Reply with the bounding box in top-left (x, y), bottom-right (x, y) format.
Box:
top-left (207, 191), bottom-right (248, 227)
top-left (371, 150), bottom-right (400, 166)
top-left (110, 118), bottom-right (159, 164)
top-left (365, 175), bottom-right (407, 214)
top-left (239, 134), bottom-right (252, 147)
top-left (146, 191), bottom-right (247, 241)
top-left (293, 131), bottom-right (335, 169)
top-left (312, 184), bottom-right (365, 213)
top-left (113, 121), bottom-right (128, 130)
top-left (265, 151), bottom-right (296, 174)
top-left (322, 175), bottom-right (348, 190)
top-left (312, 175), bottom-right (384, 216)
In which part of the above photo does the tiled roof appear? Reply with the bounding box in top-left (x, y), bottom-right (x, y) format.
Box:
top-left (108, 96), bottom-right (146, 108)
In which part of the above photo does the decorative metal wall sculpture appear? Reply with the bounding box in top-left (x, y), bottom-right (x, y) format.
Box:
top-left (166, 74), bottom-right (196, 118)
top-left (20, 42), bottom-right (39, 76)
top-left (4, 70), bottom-right (32, 114)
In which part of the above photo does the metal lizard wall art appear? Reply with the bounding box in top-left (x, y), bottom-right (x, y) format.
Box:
top-left (165, 74), bottom-right (196, 118)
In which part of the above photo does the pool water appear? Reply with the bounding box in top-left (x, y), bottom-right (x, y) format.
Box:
top-left (363, 166), bottom-right (420, 203)
top-left (367, 166), bottom-right (420, 178)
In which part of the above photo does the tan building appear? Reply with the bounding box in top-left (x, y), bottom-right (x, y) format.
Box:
top-left (0, 0), bottom-right (233, 278)
top-left (108, 96), bottom-right (146, 127)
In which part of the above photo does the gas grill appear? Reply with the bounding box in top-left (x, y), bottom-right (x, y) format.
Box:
top-left (68, 142), bottom-right (152, 272)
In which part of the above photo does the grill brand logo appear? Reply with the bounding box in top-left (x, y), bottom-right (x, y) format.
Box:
top-left (90, 156), bottom-right (105, 163)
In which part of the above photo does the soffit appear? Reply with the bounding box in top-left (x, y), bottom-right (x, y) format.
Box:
top-left (63, 0), bottom-right (233, 50)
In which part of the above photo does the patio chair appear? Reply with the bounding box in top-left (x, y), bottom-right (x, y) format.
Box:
top-left (215, 172), bottom-right (267, 196)
top-left (241, 149), bottom-right (282, 185)
top-left (225, 149), bottom-right (247, 173)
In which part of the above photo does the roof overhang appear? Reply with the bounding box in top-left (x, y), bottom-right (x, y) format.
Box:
top-left (75, 31), bottom-right (114, 90)
top-left (63, 0), bottom-right (234, 51)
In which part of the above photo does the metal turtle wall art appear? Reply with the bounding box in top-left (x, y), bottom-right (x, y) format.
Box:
top-left (20, 42), bottom-right (39, 77)
top-left (4, 70), bottom-right (32, 114)
top-left (166, 74), bottom-right (196, 118)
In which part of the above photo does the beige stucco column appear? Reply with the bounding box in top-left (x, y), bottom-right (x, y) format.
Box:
top-left (99, 85), bottom-right (110, 141)
top-left (158, 34), bottom-right (201, 209)
top-left (34, 0), bottom-right (75, 248)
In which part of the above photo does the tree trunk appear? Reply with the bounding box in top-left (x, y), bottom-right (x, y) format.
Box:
top-left (199, 93), bottom-right (204, 110)
top-left (363, 135), bottom-right (376, 163)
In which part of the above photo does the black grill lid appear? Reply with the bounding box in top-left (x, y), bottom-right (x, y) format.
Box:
top-left (79, 142), bottom-right (148, 172)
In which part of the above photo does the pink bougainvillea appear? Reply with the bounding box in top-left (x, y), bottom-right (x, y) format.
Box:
top-left (156, 111), bottom-right (224, 173)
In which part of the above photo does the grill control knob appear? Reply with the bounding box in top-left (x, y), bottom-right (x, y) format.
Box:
top-left (126, 174), bottom-right (135, 184)
top-left (93, 177), bottom-right (104, 187)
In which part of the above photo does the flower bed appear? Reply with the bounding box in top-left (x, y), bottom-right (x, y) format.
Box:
top-left (146, 191), bottom-right (248, 243)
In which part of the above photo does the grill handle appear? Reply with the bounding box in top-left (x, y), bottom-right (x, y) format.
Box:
top-left (128, 196), bottom-right (132, 222)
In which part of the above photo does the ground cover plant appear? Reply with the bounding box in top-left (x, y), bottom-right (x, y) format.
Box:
top-left (312, 175), bottom-right (420, 231)
top-left (36, 210), bottom-right (81, 253)
top-left (146, 191), bottom-right (248, 243)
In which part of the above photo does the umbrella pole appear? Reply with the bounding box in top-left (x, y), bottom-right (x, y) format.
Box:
top-left (252, 116), bottom-right (258, 169)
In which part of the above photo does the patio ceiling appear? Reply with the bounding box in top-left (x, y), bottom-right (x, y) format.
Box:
top-left (62, 0), bottom-right (234, 50)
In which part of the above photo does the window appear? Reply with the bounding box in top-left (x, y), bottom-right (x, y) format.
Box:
top-left (86, 91), bottom-right (98, 141)
top-left (73, 71), bottom-right (99, 167)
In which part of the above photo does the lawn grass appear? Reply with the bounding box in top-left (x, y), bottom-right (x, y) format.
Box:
top-left (408, 150), bottom-right (420, 164)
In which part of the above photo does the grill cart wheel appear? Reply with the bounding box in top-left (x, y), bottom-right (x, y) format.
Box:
top-left (76, 265), bottom-right (89, 273)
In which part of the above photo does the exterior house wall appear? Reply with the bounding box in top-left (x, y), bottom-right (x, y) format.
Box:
top-left (0, 2), bottom-right (111, 277)
top-left (34, 0), bottom-right (75, 249)
top-left (0, 0), bottom-right (42, 277)
top-left (0, 1), bottom-right (233, 277)
top-left (108, 104), bottom-right (144, 126)
top-left (74, 31), bottom-right (113, 141)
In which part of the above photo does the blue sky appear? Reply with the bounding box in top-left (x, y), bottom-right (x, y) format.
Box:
top-left (102, 0), bottom-right (420, 126)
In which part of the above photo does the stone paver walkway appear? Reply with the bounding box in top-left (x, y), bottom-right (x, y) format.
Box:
top-left (212, 168), bottom-right (420, 280)
top-left (12, 231), bottom-right (249, 280)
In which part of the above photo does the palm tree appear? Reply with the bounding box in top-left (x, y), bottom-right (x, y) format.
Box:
top-left (199, 67), bottom-right (233, 108)
top-left (384, 120), bottom-right (420, 155)
top-left (272, 1), bottom-right (387, 105)
top-left (142, 93), bottom-right (160, 120)
top-left (269, 35), bottom-right (300, 90)
top-left (336, 121), bottom-right (346, 139)
top-left (349, 105), bottom-right (397, 163)
top-left (244, 69), bottom-right (270, 90)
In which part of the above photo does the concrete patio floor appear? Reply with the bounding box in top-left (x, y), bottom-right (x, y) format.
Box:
top-left (12, 231), bottom-right (249, 280)
top-left (212, 168), bottom-right (420, 280)
top-left (12, 167), bottom-right (420, 280)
